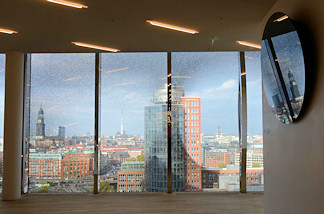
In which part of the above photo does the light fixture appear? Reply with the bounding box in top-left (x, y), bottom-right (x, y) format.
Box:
top-left (236, 41), bottom-right (261, 49)
top-left (47, 0), bottom-right (88, 9)
top-left (146, 20), bottom-right (199, 34)
top-left (0, 28), bottom-right (18, 34)
top-left (273, 15), bottom-right (289, 22)
top-left (72, 42), bottom-right (120, 52)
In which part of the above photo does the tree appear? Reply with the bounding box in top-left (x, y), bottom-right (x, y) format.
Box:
top-left (90, 181), bottom-right (115, 192)
top-left (131, 136), bottom-right (140, 141)
top-left (126, 157), bottom-right (136, 162)
top-left (218, 162), bottom-right (227, 168)
top-left (99, 181), bottom-right (115, 192)
top-left (136, 154), bottom-right (144, 161)
top-left (252, 162), bottom-right (261, 168)
top-left (38, 187), bottom-right (49, 193)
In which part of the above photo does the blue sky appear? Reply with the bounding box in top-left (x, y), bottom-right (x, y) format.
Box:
top-left (0, 52), bottom-right (263, 137)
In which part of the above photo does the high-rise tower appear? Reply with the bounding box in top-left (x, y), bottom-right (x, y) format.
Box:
top-left (180, 97), bottom-right (202, 191)
top-left (36, 107), bottom-right (45, 139)
top-left (58, 126), bottom-right (65, 139)
top-left (121, 108), bottom-right (124, 135)
top-left (144, 84), bottom-right (185, 192)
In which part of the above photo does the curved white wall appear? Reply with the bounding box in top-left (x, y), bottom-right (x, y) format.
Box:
top-left (261, 0), bottom-right (324, 213)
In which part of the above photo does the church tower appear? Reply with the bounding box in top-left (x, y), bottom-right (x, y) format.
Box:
top-left (36, 107), bottom-right (45, 139)
top-left (288, 70), bottom-right (301, 100)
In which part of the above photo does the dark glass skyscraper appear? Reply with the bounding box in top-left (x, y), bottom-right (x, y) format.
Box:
top-left (58, 126), bottom-right (65, 139)
top-left (144, 85), bottom-right (184, 192)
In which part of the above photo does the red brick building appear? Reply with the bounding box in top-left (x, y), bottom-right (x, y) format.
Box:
top-left (29, 153), bottom-right (62, 180)
top-left (205, 151), bottom-right (233, 168)
top-left (202, 167), bottom-right (264, 189)
top-left (29, 151), bottom-right (94, 180)
top-left (61, 151), bottom-right (93, 179)
top-left (180, 97), bottom-right (201, 192)
top-left (117, 161), bottom-right (144, 192)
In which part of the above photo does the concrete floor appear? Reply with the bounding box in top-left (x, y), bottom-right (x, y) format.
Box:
top-left (0, 192), bottom-right (264, 214)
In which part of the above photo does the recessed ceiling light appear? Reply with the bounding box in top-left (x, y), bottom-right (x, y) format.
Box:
top-left (47, 0), bottom-right (88, 9)
top-left (72, 42), bottom-right (120, 52)
top-left (0, 28), bottom-right (18, 34)
top-left (236, 41), bottom-right (261, 49)
top-left (146, 20), bottom-right (199, 34)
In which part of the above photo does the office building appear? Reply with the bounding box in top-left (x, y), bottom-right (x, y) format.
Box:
top-left (61, 151), bottom-right (94, 179)
top-left (29, 153), bottom-right (62, 180)
top-left (180, 97), bottom-right (202, 191)
top-left (58, 126), bottom-right (65, 140)
top-left (144, 85), bottom-right (185, 192)
top-left (117, 161), bottom-right (144, 192)
top-left (205, 150), bottom-right (233, 168)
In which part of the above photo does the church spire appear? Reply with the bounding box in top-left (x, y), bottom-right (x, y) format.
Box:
top-left (36, 106), bottom-right (45, 139)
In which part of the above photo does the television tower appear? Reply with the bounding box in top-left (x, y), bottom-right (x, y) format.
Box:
top-left (121, 107), bottom-right (124, 135)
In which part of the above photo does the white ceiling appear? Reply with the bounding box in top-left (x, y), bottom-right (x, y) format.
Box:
top-left (0, 0), bottom-right (277, 53)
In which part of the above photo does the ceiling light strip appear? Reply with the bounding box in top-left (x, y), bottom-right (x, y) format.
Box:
top-left (0, 28), bottom-right (18, 34)
top-left (273, 15), bottom-right (289, 22)
top-left (146, 20), bottom-right (199, 34)
top-left (47, 0), bottom-right (88, 9)
top-left (72, 42), bottom-right (120, 52)
top-left (236, 41), bottom-right (261, 49)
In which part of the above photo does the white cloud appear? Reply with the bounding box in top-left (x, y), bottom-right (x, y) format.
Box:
top-left (219, 79), bottom-right (237, 90)
top-left (196, 79), bottom-right (237, 100)
top-left (247, 79), bottom-right (261, 86)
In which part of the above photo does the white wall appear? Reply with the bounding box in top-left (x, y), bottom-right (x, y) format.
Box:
top-left (261, 0), bottom-right (324, 213)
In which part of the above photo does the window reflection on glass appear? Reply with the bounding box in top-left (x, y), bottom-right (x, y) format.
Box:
top-left (272, 31), bottom-right (305, 117)
top-left (172, 52), bottom-right (240, 192)
top-left (0, 54), bottom-right (5, 193)
top-left (28, 54), bottom-right (95, 193)
top-left (245, 51), bottom-right (264, 192)
top-left (100, 53), bottom-right (167, 192)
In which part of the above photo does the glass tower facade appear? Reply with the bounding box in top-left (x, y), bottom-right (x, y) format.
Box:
top-left (144, 85), bottom-right (185, 192)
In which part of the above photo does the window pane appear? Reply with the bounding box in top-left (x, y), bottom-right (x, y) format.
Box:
top-left (172, 52), bottom-right (239, 192)
top-left (28, 54), bottom-right (95, 193)
top-left (99, 53), bottom-right (167, 192)
top-left (245, 51), bottom-right (264, 192)
top-left (0, 54), bottom-right (5, 193)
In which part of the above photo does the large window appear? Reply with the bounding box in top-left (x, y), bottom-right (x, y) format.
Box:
top-left (245, 52), bottom-right (264, 191)
top-left (172, 52), bottom-right (240, 192)
top-left (21, 51), bottom-right (262, 193)
top-left (27, 54), bottom-right (95, 193)
top-left (100, 53), bottom-right (167, 192)
top-left (0, 54), bottom-right (5, 193)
